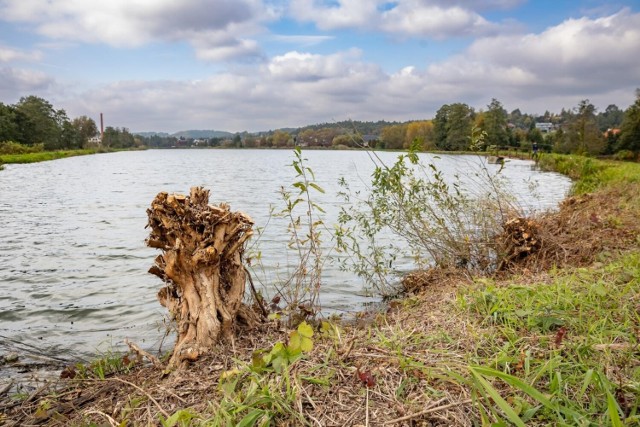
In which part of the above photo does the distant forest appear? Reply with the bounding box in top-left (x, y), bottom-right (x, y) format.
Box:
top-left (2, 90), bottom-right (640, 158)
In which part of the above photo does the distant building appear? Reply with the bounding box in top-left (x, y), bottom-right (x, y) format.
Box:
top-left (604, 128), bottom-right (621, 138)
top-left (359, 135), bottom-right (379, 147)
top-left (88, 135), bottom-right (102, 145)
top-left (535, 122), bottom-right (554, 133)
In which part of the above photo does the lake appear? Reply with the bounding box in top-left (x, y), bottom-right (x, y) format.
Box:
top-left (0, 149), bottom-right (572, 361)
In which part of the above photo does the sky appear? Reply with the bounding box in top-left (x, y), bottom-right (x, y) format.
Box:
top-left (1, 0), bottom-right (639, 134)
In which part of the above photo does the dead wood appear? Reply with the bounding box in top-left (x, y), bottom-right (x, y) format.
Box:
top-left (146, 187), bottom-right (261, 368)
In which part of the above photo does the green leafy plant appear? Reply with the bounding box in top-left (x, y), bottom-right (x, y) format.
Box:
top-left (158, 408), bottom-right (198, 427)
top-left (249, 147), bottom-right (331, 324)
top-left (212, 322), bottom-right (316, 426)
top-left (252, 321), bottom-right (314, 373)
top-left (336, 138), bottom-right (518, 294)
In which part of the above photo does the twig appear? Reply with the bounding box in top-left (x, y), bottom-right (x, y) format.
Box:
top-left (108, 378), bottom-right (169, 419)
top-left (157, 386), bottom-right (187, 403)
top-left (125, 339), bottom-right (162, 367)
top-left (383, 398), bottom-right (473, 425)
top-left (592, 343), bottom-right (639, 351)
top-left (300, 384), bottom-right (317, 410)
top-left (84, 410), bottom-right (119, 427)
top-left (245, 267), bottom-right (268, 317)
top-left (365, 387), bottom-right (370, 427)
top-left (0, 380), bottom-right (14, 396)
top-left (24, 383), bottom-right (49, 404)
top-left (307, 413), bottom-right (323, 427)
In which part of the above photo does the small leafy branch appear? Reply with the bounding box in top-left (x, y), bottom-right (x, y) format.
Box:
top-left (213, 322), bottom-right (316, 426)
top-left (336, 135), bottom-right (518, 295)
top-left (252, 321), bottom-right (314, 373)
top-left (269, 146), bottom-right (328, 323)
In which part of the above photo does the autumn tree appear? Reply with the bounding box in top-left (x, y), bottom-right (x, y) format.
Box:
top-left (380, 124), bottom-right (406, 149)
top-left (404, 120), bottom-right (434, 149)
top-left (270, 130), bottom-right (292, 147)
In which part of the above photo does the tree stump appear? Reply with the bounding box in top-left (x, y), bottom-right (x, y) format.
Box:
top-left (146, 187), bottom-right (256, 368)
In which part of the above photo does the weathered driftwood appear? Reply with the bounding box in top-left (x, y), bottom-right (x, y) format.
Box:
top-left (146, 187), bottom-right (257, 368)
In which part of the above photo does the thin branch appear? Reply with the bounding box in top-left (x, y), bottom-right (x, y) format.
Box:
top-left (84, 410), bottom-right (119, 427)
top-left (383, 399), bottom-right (473, 425)
top-left (107, 377), bottom-right (169, 419)
top-left (125, 339), bottom-right (162, 368)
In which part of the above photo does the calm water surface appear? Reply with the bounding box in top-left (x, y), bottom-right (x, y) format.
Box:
top-left (0, 149), bottom-right (572, 360)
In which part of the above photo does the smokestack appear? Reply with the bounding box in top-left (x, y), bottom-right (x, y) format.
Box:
top-left (100, 113), bottom-right (104, 137)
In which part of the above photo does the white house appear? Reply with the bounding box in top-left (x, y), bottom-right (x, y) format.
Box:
top-left (535, 122), bottom-right (554, 133)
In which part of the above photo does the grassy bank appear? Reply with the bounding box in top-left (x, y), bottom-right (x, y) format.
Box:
top-left (0, 149), bottom-right (99, 166)
top-left (1, 155), bottom-right (639, 426)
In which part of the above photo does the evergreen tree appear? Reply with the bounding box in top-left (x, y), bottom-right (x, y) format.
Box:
top-left (618, 89), bottom-right (640, 153)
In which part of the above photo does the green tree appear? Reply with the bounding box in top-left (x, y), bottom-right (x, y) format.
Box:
top-left (433, 103), bottom-right (474, 151)
top-left (618, 89), bottom-right (640, 153)
top-left (72, 116), bottom-right (98, 148)
top-left (0, 102), bottom-right (21, 142)
top-left (60, 120), bottom-right (80, 149)
top-left (483, 98), bottom-right (509, 148)
top-left (560, 100), bottom-right (604, 155)
top-left (102, 126), bottom-right (118, 148)
top-left (14, 96), bottom-right (64, 148)
top-left (433, 104), bottom-right (450, 149)
top-left (527, 128), bottom-right (544, 146)
top-left (597, 104), bottom-right (624, 132)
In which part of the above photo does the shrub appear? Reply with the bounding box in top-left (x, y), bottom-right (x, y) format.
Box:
top-left (0, 141), bottom-right (44, 154)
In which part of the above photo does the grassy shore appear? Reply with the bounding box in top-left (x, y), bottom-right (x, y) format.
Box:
top-left (1, 154), bottom-right (639, 426)
top-left (0, 149), bottom-right (99, 166)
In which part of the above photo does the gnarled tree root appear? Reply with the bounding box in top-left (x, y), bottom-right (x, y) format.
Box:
top-left (146, 187), bottom-right (261, 368)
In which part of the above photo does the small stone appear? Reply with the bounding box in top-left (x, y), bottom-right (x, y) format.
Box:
top-left (3, 353), bottom-right (19, 363)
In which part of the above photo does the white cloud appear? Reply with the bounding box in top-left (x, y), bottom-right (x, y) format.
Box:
top-left (444, 8), bottom-right (640, 97)
top-left (379, 2), bottom-right (497, 38)
top-left (5, 8), bottom-right (638, 132)
top-left (0, 67), bottom-right (54, 100)
top-left (288, 0), bottom-right (513, 37)
top-left (288, 0), bottom-right (381, 30)
top-left (0, 0), bottom-right (273, 61)
top-left (0, 45), bottom-right (42, 63)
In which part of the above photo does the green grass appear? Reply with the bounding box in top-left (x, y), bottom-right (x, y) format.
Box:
top-left (0, 149), bottom-right (98, 165)
top-left (455, 253), bottom-right (640, 425)
top-left (537, 154), bottom-right (640, 194)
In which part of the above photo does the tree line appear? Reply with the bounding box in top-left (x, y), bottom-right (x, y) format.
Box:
top-left (375, 92), bottom-right (639, 157)
top-left (2, 91), bottom-right (639, 157)
top-left (0, 95), bottom-right (141, 152)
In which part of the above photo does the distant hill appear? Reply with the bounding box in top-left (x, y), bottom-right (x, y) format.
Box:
top-left (135, 131), bottom-right (171, 137)
top-left (171, 130), bottom-right (234, 139)
top-left (134, 130), bottom-right (235, 139)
